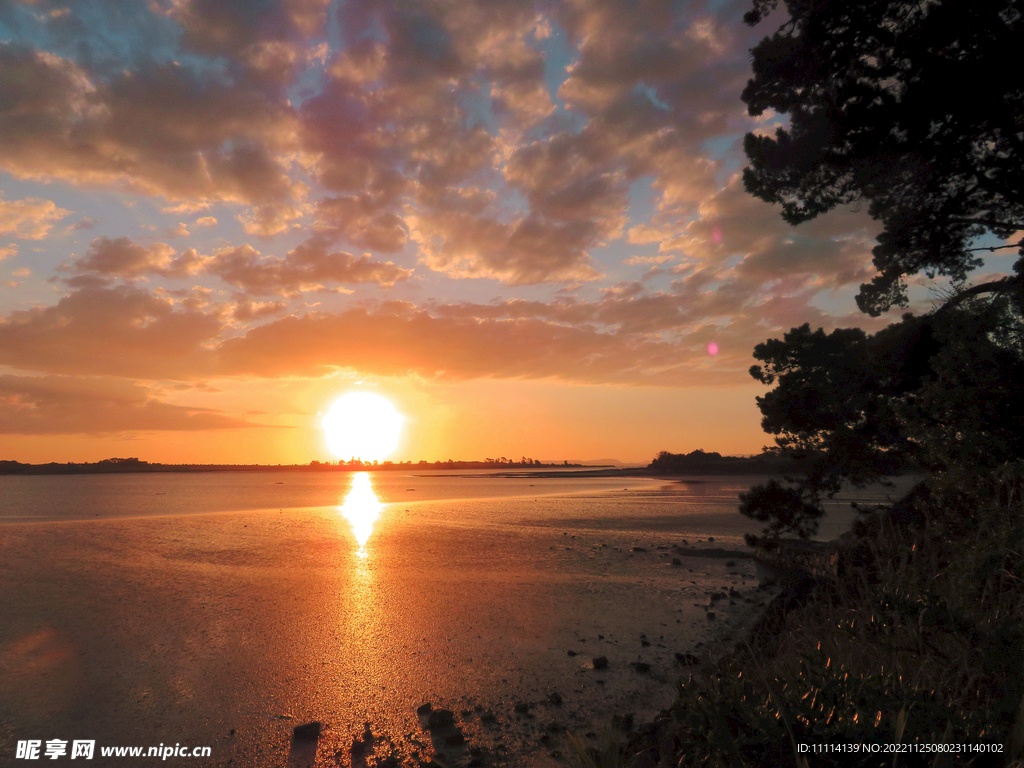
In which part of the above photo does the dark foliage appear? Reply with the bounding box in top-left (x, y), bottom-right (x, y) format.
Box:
top-left (740, 297), bottom-right (1024, 537)
top-left (742, 0), bottom-right (1024, 315)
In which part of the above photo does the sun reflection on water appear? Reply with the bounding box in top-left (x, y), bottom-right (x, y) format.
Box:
top-left (339, 472), bottom-right (383, 557)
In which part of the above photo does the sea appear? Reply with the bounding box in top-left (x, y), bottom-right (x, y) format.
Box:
top-left (0, 470), bottom-right (912, 767)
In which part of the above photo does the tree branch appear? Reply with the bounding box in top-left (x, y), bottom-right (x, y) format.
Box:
top-left (936, 275), bottom-right (1024, 313)
top-left (945, 216), bottom-right (1024, 231)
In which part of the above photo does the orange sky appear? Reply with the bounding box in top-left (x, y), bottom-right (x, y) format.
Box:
top-left (0, 0), bottom-right (1011, 465)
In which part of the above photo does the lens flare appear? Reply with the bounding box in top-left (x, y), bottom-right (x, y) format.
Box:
top-left (707, 342), bottom-right (719, 356)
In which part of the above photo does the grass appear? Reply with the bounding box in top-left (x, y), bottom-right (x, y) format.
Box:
top-left (565, 465), bottom-right (1024, 768)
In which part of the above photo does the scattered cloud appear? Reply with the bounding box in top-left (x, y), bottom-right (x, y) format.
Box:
top-left (205, 235), bottom-right (413, 295)
top-left (0, 44), bottom-right (301, 215)
top-left (62, 234), bottom-right (411, 294)
top-left (0, 196), bottom-right (71, 240)
top-left (64, 236), bottom-right (206, 279)
top-left (0, 285), bottom-right (222, 379)
top-left (0, 374), bottom-right (257, 434)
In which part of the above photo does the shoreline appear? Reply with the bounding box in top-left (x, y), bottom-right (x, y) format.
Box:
top-left (0, 481), bottom-right (772, 768)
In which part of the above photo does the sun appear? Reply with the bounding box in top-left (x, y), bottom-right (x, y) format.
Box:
top-left (322, 392), bottom-right (404, 461)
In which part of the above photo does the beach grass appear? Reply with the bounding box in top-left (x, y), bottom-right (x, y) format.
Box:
top-left (563, 470), bottom-right (1024, 768)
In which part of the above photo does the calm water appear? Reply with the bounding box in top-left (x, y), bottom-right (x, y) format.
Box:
top-left (0, 471), bottom-right (911, 767)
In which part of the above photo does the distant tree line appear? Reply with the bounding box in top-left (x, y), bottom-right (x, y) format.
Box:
top-left (0, 457), bottom-right (582, 475)
top-left (647, 449), bottom-right (789, 475)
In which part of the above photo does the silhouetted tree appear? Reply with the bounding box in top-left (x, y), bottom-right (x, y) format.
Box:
top-left (742, 0), bottom-right (1024, 316)
top-left (741, 296), bottom-right (1024, 537)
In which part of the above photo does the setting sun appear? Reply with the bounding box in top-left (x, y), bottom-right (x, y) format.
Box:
top-left (322, 392), bottom-right (404, 461)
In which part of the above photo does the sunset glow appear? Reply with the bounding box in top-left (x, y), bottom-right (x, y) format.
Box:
top-left (0, 0), bottom-right (1005, 466)
top-left (322, 393), bottom-right (404, 461)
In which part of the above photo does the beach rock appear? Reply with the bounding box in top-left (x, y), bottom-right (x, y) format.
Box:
top-left (427, 709), bottom-right (455, 729)
top-left (641, 639), bottom-right (651, 647)
top-left (479, 712), bottom-right (497, 724)
top-left (513, 702), bottom-right (530, 714)
top-left (631, 662), bottom-right (651, 673)
top-left (706, 612), bottom-right (716, 621)
top-left (675, 652), bottom-right (700, 666)
top-left (548, 692), bottom-right (563, 705)
top-left (293, 721), bottom-right (322, 741)
top-left (671, 558), bottom-right (682, 566)
top-left (632, 547), bottom-right (647, 552)
top-left (726, 560), bottom-right (736, 567)
top-left (708, 537), bottom-right (715, 542)
top-left (351, 738), bottom-right (367, 760)
top-left (417, 703), bottom-right (433, 716)
top-left (592, 656), bottom-right (609, 669)
top-left (444, 733), bottom-right (466, 747)
top-left (351, 725), bottom-right (374, 759)
top-left (566, 649), bottom-right (577, 657)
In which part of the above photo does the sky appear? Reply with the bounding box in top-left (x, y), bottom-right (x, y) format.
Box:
top-left (0, 0), bottom-right (1014, 465)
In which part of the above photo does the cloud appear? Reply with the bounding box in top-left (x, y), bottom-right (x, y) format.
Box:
top-left (0, 277), bottom-right (896, 387)
top-left (408, 208), bottom-right (604, 285)
top-left (65, 236), bottom-right (206, 279)
top-left (0, 44), bottom-right (302, 218)
top-left (194, 216), bottom-right (218, 227)
top-left (236, 200), bottom-right (307, 238)
top-left (63, 234), bottom-right (410, 294)
top-left (624, 255), bottom-right (673, 265)
top-left (0, 374), bottom-right (256, 434)
top-left (0, 285), bottom-right (221, 379)
top-left (0, 195), bottom-right (71, 239)
top-left (315, 196), bottom-right (408, 252)
top-left (213, 300), bottom-right (705, 383)
top-left (660, 175), bottom-right (881, 289)
top-left (206, 235), bottom-right (413, 295)
top-left (0, 244), bottom-right (18, 261)
top-left (231, 297), bottom-right (289, 321)
top-left (164, 0), bottom-right (332, 83)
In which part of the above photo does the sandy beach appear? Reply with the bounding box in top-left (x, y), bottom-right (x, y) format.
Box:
top-left (0, 476), bottom-right (783, 767)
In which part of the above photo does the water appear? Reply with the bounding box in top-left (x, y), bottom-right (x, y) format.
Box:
top-left (0, 471), bottom-right (912, 767)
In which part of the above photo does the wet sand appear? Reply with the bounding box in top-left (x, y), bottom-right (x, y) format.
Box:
top-left (0, 484), bottom-right (774, 767)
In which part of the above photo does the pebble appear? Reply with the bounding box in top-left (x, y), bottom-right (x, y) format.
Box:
top-left (426, 709), bottom-right (455, 729)
top-left (292, 722), bottom-right (321, 741)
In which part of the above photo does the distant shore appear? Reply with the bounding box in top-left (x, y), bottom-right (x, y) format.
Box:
top-left (0, 457), bottom-right (590, 475)
top-left (0, 451), bottom-right (790, 477)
